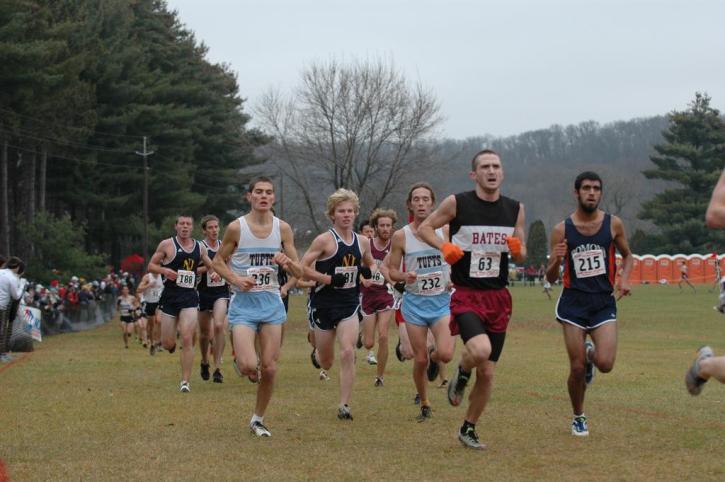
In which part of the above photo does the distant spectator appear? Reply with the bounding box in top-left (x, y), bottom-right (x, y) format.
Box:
top-left (0, 257), bottom-right (27, 362)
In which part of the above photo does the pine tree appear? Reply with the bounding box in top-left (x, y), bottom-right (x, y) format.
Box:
top-left (639, 93), bottom-right (725, 253)
top-left (526, 220), bottom-right (548, 269)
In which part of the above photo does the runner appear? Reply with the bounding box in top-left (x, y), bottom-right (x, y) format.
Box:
top-left (360, 208), bottom-right (398, 386)
top-left (197, 215), bottom-right (230, 383)
top-left (387, 182), bottom-right (455, 422)
top-left (148, 215), bottom-right (217, 392)
top-left (546, 171), bottom-right (633, 436)
top-left (686, 168), bottom-right (725, 394)
top-left (212, 176), bottom-right (303, 437)
top-left (117, 285), bottom-right (138, 349)
top-left (136, 271), bottom-right (164, 354)
top-left (418, 149), bottom-right (526, 449)
top-left (302, 188), bottom-right (376, 421)
top-left (678, 261), bottom-right (696, 292)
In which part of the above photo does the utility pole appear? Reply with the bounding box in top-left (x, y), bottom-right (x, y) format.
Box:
top-left (135, 137), bottom-right (154, 267)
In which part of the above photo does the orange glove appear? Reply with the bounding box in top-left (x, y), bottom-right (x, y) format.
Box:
top-left (506, 236), bottom-right (522, 258)
top-left (441, 242), bottom-right (464, 265)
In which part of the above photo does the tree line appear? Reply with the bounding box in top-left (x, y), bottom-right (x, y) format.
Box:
top-left (0, 0), bottom-right (263, 281)
top-left (2, 1), bottom-right (724, 282)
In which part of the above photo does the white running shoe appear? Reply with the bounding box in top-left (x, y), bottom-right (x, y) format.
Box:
top-left (250, 421), bottom-right (271, 437)
top-left (179, 381), bottom-right (190, 393)
top-left (366, 351), bottom-right (378, 365)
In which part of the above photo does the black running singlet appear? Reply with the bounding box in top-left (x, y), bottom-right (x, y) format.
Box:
top-left (162, 237), bottom-right (201, 292)
top-left (312, 229), bottom-right (363, 308)
top-left (562, 213), bottom-right (616, 294)
top-left (449, 191), bottom-right (520, 290)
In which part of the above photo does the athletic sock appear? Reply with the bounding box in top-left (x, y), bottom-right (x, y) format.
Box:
top-left (251, 414), bottom-right (264, 425)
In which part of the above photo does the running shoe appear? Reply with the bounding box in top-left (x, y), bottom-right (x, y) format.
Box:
top-left (448, 365), bottom-right (470, 407)
top-left (149, 344), bottom-right (156, 356)
top-left (168, 344), bottom-right (176, 354)
top-left (337, 405), bottom-right (353, 421)
top-left (458, 425), bottom-right (486, 450)
top-left (426, 346), bottom-right (440, 382)
top-left (310, 348), bottom-right (321, 369)
top-left (213, 368), bottom-right (223, 384)
top-left (200, 362), bottom-right (210, 381)
top-left (395, 339), bottom-right (404, 362)
top-left (319, 370), bottom-right (330, 381)
top-left (374, 376), bottom-right (384, 387)
top-left (179, 381), bottom-right (190, 393)
top-left (416, 405), bottom-right (432, 423)
top-left (686, 345), bottom-right (714, 395)
top-left (584, 341), bottom-right (595, 385)
top-left (571, 415), bottom-right (589, 436)
top-left (366, 351), bottom-right (378, 365)
top-left (250, 421), bottom-right (271, 437)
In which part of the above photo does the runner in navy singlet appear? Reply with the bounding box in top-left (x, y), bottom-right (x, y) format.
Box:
top-left (197, 215), bottom-right (230, 383)
top-left (148, 215), bottom-right (217, 393)
top-left (418, 149), bottom-right (527, 450)
top-left (546, 171), bottom-right (633, 437)
top-left (301, 188), bottom-right (376, 421)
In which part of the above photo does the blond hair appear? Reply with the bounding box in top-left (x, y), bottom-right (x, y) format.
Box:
top-left (326, 188), bottom-right (360, 220)
top-left (369, 208), bottom-right (398, 227)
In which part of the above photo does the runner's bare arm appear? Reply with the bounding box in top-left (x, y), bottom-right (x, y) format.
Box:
top-left (546, 222), bottom-right (566, 284)
top-left (419, 195), bottom-right (456, 250)
top-left (706, 169), bottom-right (725, 228)
top-left (300, 233), bottom-right (335, 285)
top-left (612, 215), bottom-right (633, 298)
top-left (148, 239), bottom-right (176, 280)
top-left (508, 203), bottom-right (527, 263)
top-left (277, 221), bottom-right (304, 279)
top-left (212, 220), bottom-right (254, 291)
top-left (386, 229), bottom-right (407, 283)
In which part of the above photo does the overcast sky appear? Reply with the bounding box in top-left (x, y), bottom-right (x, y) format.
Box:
top-left (165, 0), bottom-right (725, 139)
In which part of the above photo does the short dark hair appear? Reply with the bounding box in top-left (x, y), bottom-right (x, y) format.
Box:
top-left (200, 214), bottom-right (219, 230)
top-left (247, 176), bottom-right (275, 193)
top-left (470, 149), bottom-right (501, 171)
top-left (0, 255), bottom-right (6, 266)
top-left (358, 219), bottom-right (371, 233)
top-left (175, 214), bottom-right (193, 224)
top-left (3, 256), bottom-right (25, 275)
top-left (574, 171), bottom-right (603, 191)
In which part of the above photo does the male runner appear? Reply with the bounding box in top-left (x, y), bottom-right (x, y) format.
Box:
top-left (686, 168), bottom-right (725, 394)
top-left (546, 171), bottom-right (633, 436)
top-left (136, 271), bottom-right (164, 354)
top-left (213, 176), bottom-right (303, 437)
top-left (388, 182), bottom-right (454, 422)
top-left (302, 188), bottom-right (376, 421)
top-left (419, 149), bottom-right (526, 449)
top-left (678, 262), bottom-right (696, 292)
top-left (197, 214), bottom-right (230, 383)
top-left (148, 215), bottom-right (217, 393)
top-left (360, 208), bottom-right (398, 386)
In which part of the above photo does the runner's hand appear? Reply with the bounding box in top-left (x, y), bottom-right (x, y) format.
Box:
top-left (441, 242), bottom-right (464, 265)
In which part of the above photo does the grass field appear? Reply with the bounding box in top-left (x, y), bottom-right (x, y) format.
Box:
top-left (1, 285), bottom-right (724, 481)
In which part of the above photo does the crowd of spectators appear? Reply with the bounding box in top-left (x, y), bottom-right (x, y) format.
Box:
top-left (23, 271), bottom-right (135, 332)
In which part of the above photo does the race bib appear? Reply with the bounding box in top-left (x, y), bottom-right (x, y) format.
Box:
top-left (371, 270), bottom-right (385, 286)
top-left (572, 249), bottom-right (606, 278)
top-left (176, 270), bottom-right (196, 288)
top-left (334, 266), bottom-right (358, 289)
top-left (148, 287), bottom-right (162, 299)
top-left (417, 271), bottom-right (444, 295)
top-left (248, 266), bottom-right (278, 292)
top-left (469, 251), bottom-right (501, 278)
top-left (206, 273), bottom-right (226, 288)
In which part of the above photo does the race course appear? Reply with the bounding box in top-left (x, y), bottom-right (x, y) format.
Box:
top-left (1, 285), bottom-right (723, 481)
